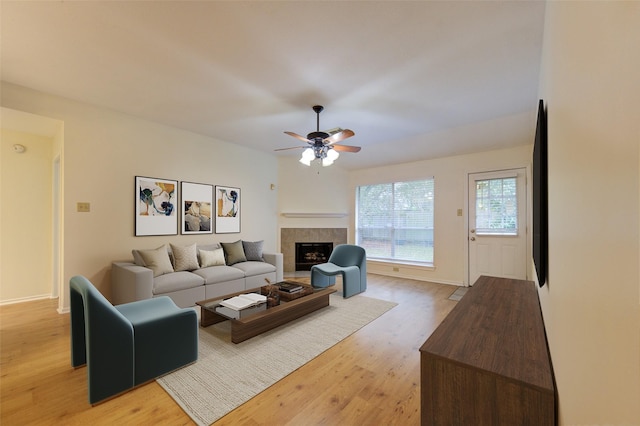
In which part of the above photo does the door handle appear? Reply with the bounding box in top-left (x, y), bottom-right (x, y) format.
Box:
top-left (470, 229), bottom-right (476, 234)
top-left (470, 237), bottom-right (476, 241)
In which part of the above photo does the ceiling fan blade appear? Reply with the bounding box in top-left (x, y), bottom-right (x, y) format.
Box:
top-left (332, 144), bottom-right (361, 153)
top-left (284, 131), bottom-right (312, 144)
top-left (323, 129), bottom-right (355, 145)
top-left (274, 146), bottom-right (306, 152)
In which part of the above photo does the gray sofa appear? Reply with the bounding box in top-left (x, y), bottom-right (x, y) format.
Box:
top-left (112, 240), bottom-right (283, 308)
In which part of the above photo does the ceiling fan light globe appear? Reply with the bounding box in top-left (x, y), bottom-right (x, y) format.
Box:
top-left (301, 148), bottom-right (315, 160)
top-left (322, 158), bottom-right (334, 167)
top-left (299, 157), bottom-right (312, 166)
top-left (326, 149), bottom-right (339, 161)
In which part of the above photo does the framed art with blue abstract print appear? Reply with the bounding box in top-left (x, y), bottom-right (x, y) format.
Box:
top-left (135, 176), bottom-right (178, 236)
top-left (215, 185), bottom-right (240, 233)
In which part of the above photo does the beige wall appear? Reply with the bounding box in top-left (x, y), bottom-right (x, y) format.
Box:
top-left (538, 2), bottom-right (640, 424)
top-left (277, 156), bottom-right (351, 241)
top-left (1, 82), bottom-right (279, 310)
top-left (0, 129), bottom-right (53, 301)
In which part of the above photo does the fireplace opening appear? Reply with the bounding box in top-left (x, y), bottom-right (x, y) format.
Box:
top-left (295, 242), bottom-right (333, 271)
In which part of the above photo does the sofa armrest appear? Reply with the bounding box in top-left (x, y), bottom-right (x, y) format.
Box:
top-left (262, 252), bottom-right (283, 283)
top-left (112, 262), bottom-right (154, 305)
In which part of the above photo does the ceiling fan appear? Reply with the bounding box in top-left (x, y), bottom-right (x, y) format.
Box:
top-left (276, 105), bottom-right (361, 166)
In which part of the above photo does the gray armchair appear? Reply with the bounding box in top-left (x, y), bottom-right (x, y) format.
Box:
top-left (310, 244), bottom-right (367, 298)
top-left (70, 275), bottom-right (198, 404)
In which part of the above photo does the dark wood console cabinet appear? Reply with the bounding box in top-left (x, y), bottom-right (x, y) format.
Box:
top-left (420, 275), bottom-right (555, 425)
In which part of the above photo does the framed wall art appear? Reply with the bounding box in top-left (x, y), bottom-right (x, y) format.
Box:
top-left (215, 185), bottom-right (240, 233)
top-left (181, 181), bottom-right (213, 234)
top-left (135, 176), bottom-right (178, 236)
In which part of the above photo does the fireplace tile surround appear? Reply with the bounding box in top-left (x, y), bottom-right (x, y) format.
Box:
top-left (281, 228), bottom-right (347, 272)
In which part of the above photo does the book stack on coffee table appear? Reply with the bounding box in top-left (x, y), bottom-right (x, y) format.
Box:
top-left (278, 282), bottom-right (304, 294)
top-left (277, 281), bottom-right (314, 301)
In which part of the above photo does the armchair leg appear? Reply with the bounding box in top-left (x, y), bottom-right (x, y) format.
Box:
top-left (341, 269), bottom-right (364, 298)
top-left (310, 267), bottom-right (336, 288)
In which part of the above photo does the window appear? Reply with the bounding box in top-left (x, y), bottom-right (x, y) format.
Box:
top-left (356, 179), bottom-right (434, 264)
top-left (474, 177), bottom-right (518, 235)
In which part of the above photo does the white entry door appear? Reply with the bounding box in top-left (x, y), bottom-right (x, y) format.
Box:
top-left (468, 169), bottom-right (527, 285)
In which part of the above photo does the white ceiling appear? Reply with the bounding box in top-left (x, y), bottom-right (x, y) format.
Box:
top-left (1, 1), bottom-right (546, 170)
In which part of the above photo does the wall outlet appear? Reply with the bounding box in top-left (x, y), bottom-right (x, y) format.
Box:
top-left (393, 267), bottom-right (400, 272)
top-left (77, 202), bottom-right (90, 212)
top-left (457, 208), bottom-right (463, 216)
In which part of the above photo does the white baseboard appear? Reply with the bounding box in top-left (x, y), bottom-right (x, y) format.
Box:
top-left (367, 271), bottom-right (462, 287)
top-left (366, 262), bottom-right (463, 287)
top-left (0, 294), bottom-right (54, 306)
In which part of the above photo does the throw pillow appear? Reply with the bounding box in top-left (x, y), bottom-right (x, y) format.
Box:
top-left (242, 240), bottom-right (264, 262)
top-left (132, 249), bottom-right (146, 266)
top-left (170, 243), bottom-right (199, 272)
top-left (138, 245), bottom-right (174, 277)
top-left (220, 240), bottom-right (247, 266)
top-left (199, 248), bottom-right (226, 268)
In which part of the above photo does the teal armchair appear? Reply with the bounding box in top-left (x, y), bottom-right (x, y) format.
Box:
top-left (310, 244), bottom-right (367, 298)
top-left (70, 275), bottom-right (198, 404)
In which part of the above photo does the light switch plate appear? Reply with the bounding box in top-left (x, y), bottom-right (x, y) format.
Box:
top-left (77, 202), bottom-right (90, 212)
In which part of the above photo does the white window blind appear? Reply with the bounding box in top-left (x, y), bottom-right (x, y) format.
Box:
top-left (356, 179), bottom-right (434, 263)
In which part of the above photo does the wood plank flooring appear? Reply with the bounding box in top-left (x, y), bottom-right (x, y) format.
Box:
top-left (0, 274), bottom-right (459, 425)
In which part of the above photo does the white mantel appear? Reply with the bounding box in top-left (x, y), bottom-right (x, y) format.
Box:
top-left (281, 212), bottom-right (348, 218)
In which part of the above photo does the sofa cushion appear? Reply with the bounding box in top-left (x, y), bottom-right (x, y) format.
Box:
top-left (242, 240), bottom-right (264, 262)
top-left (192, 265), bottom-right (245, 285)
top-left (232, 261), bottom-right (276, 277)
top-left (170, 243), bottom-right (199, 272)
top-left (198, 248), bottom-right (226, 268)
top-left (220, 240), bottom-right (247, 265)
top-left (153, 271), bottom-right (204, 294)
top-left (137, 245), bottom-right (174, 277)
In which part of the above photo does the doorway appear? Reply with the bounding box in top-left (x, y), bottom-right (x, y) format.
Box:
top-left (0, 108), bottom-right (63, 306)
top-left (468, 168), bottom-right (527, 285)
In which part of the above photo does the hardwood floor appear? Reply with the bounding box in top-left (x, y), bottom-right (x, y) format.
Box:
top-left (0, 274), bottom-right (458, 425)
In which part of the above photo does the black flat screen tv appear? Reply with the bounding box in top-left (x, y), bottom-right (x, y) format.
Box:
top-left (532, 99), bottom-right (548, 287)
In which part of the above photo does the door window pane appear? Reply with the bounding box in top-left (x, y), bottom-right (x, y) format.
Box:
top-left (475, 177), bottom-right (517, 235)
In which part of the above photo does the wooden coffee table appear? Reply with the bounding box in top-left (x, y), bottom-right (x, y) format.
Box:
top-left (196, 283), bottom-right (336, 343)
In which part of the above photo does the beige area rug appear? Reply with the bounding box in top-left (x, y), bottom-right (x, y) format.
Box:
top-left (157, 293), bottom-right (397, 425)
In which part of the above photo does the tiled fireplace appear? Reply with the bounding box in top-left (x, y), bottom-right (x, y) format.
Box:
top-left (281, 228), bottom-right (347, 272)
